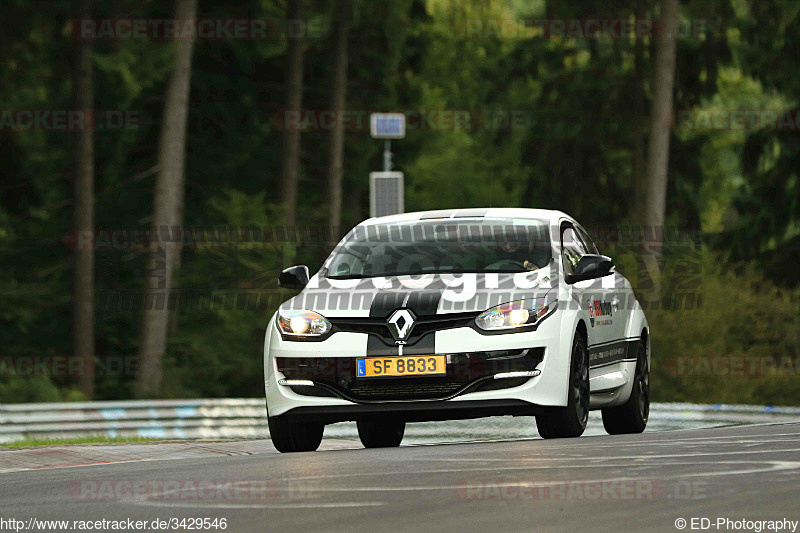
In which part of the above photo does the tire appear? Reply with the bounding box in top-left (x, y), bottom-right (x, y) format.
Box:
top-left (536, 332), bottom-right (589, 439)
top-left (268, 414), bottom-right (324, 453)
top-left (602, 336), bottom-right (649, 435)
top-left (357, 418), bottom-right (405, 448)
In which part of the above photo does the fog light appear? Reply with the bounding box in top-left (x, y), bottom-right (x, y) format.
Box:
top-left (278, 379), bottom-right (314, 386)
top-left (493, 370), bottom-right (541, 379)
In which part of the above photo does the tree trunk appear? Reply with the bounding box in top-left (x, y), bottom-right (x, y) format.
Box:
top-left (632, 3), bottom-right (647, 227)
top-left (643, 0), bottom-right (679, 302)
top-left (135, 0), bottom-right (198, 398)
top-left (72, 0), bottom-right (95, 399)
top-left (326, 0), bottom-right (350, 235)
top-left (281, 0), bottom-right (305, 228)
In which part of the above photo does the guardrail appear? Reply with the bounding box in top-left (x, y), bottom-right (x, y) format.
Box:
top-left (1, 399), bottom-right (799, 443)
top-left (0, 399), bottom-right (268, 443)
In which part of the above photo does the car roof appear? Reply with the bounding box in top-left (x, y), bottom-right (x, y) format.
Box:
top-left (360, 208), bottom-right (572, 226)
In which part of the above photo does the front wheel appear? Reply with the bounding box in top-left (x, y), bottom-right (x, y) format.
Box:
top-left (268, 415), bottom-right (324, 453)
top-left (536, 332), bottom-right (589, 439)
top-left (601, 336), bottom-right (649, 434)
top-left (357, 418), bottom-right (405, 448)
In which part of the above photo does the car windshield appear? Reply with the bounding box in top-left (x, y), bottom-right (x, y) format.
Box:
top-left (325, 219), bottom-right (552, 278)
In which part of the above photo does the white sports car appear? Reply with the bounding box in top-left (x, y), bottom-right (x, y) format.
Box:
top-left (264, 208), bottom-right (650, 452)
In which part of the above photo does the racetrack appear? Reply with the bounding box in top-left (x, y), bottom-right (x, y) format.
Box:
top-left (1, 422), bottom-right (798, 532)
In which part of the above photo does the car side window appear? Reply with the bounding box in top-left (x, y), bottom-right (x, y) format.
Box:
top-left (576, 225), bottom-right (600, 255)
top-left (561, 226), bottom-right (587, 275)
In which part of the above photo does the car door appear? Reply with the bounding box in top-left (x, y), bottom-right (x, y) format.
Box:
top-left (560, 223), bottom-right (615, 349)
top-left (574, 224), bottom-right (629, 347)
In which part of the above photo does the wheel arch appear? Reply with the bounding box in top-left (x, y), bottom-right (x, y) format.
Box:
top-left (640, 325), bottom-right (651, 367)
top-left (575, 318), bottom-right (588, 344)
top-left (623, 299), bottom-right (649, 342)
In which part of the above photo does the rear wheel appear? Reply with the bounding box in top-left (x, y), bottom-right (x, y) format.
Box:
top-left (602, 336), bottom-right (649, 434)
top-left (536, 332), bottom-right (589, 439)
top-left (357, 418), bottom-right (405, 448)
top-left (268, 415), bottom-right (324, 453)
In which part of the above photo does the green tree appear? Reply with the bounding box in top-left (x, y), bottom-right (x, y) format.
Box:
top-left (136, 0), bottom-right (198, 398)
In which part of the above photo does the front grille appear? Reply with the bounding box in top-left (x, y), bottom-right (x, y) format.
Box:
top-left (347, 378), bottom-right (468, 400)
top-left (328, 312), bottom-right (479, 346)
top-left (278, 347), bottom-right (544, 402)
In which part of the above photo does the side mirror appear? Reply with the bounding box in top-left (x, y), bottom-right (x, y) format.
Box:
top-left (565, 254), bottom-right (614, 284)
top-left (278, 265), bottom-right (310, 290)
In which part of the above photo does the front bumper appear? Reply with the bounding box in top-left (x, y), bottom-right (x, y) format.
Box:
top-left (274, 399), bottom-right (547, 424)
top-left (264, 310), bottom-right (572, 419)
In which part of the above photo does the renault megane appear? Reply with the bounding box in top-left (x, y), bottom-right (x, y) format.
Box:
top-left (264, 208), bottom-right (650, 452)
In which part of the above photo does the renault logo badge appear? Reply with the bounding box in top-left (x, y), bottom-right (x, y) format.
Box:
top-left (388, 309), bottom-right (416, 341)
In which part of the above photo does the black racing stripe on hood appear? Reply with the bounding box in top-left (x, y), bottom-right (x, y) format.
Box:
top-left (366, 288), bottom-right (445, 357)
top-left (367, 291), bottom-right (407, 357)
top-left (368, 292), bottom-right (407, 318)
top-left (405, 290), bottom-right (442, 316)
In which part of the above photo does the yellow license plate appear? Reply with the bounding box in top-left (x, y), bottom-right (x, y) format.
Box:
top-left (356, 355), bottom-right (446, 377)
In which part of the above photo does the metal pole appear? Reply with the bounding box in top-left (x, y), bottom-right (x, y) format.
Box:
top-left (383, 139), bottom-right (392, 171)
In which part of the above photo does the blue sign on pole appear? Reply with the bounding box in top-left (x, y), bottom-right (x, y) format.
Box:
top-left (370, 113), bottom-right (406, 139)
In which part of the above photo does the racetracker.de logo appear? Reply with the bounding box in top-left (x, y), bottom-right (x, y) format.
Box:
top-left (71, 18), bottom-right (323, 40)
top-left (664, 355), bottom-right (800, 377)
top-left (673, 109), bottom-right (800, 131)
top-left (68, 480), bottom-right (280, 502)
top-left (0, 110), bottom-right (139, 131)
top-left (457, 18), bottom-right (718, 40)
top-left (455, 479), bottom-right (706, 500)
top-left (270, 109), bottom-right (527, 132)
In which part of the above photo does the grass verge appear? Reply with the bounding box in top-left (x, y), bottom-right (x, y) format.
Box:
top-left (0, 436), bottom-right (160, 447)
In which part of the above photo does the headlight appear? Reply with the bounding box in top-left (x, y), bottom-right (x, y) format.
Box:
top-left (475, 297), bottom-right (558, 331)
top-left (277, 309), bottom-right (331, 337)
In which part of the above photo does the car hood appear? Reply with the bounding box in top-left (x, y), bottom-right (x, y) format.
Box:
top-left (281, 268), bottom-right (557, 317)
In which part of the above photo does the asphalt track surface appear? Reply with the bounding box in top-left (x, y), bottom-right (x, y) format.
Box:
top-left (1, 422), bottom-right (798, 533)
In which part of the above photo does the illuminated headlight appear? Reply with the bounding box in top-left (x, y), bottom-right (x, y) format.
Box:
top-left (475, 298), bottom-right (558, 331)
top-left (278, 310), bottom-right (331, 337)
